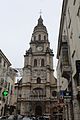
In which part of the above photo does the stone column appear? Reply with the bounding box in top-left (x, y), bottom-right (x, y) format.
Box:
top-left (28, 54), bottom-right (32, 66)
top-left (46, 86), bottom-right (50, 98)
top-left (46, 69), bottom-right (50, 83)
top-left (46, 54), bottom-right (50, 66)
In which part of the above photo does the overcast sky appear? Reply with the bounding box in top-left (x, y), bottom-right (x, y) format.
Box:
top-left (0, 0), bottom-right (63, 77)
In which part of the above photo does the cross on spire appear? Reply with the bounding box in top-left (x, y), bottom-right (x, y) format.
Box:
top-left (39, 9), bottom-right (42, 16)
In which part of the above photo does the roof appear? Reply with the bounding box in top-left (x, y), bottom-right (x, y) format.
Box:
top-left (33, 15), bottom-right (47, 33)
top-left (0, 49), bottom-right (11, 66)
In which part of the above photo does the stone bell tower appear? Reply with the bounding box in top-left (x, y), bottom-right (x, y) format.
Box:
top-left (19, 15), bottom-right (57, 118)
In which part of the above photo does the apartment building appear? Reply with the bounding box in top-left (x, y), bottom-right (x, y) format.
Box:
top-left (57, 0), bottom-right (80, 120)
top-left (0, 49), bottom-right (17, 116)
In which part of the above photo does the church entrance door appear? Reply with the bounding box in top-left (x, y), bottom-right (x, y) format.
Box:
top-left (35, 105), bottom-right (42, 116)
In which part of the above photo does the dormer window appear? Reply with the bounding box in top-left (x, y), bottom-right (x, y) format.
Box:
top-left (39, 34), bottom-right (41, 40)
top-left (34, 59), bottom-right (37, 67)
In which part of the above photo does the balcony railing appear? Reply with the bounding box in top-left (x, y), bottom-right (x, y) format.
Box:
top-left (61, 63), bottom-right (71, 80)
top-left (18, 95), bottom-right (58, 102)
top-left (18, 95), bottom-right (47, 101)
top-left (60, 45), bottom-right (71, 80)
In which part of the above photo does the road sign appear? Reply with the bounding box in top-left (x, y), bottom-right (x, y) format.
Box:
top-left (63, 91), bottom-right (72, 98)
top-left (60, 90), bottom-right (72, 98)
top-left (2, 90), bottom-right (8, 96)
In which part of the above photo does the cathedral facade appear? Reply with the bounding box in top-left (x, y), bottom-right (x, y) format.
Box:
top-left (18, 16), bottom-right (57, 118)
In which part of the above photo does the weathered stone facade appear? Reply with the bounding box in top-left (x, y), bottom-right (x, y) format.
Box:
top-left (18, 16), bottom-right (57, 118)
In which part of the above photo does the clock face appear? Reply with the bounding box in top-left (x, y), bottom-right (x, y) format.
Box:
top-left (37, 46), bottom-right (43, 51)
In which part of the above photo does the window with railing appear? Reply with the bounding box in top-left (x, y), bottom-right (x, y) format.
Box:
top-left (62, 47), bottom-right (69, 65)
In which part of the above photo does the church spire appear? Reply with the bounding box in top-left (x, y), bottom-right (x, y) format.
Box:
top-left (33, 15), bottom-right (47, 33)
top-left (38, 15), bottom-right (43, 26)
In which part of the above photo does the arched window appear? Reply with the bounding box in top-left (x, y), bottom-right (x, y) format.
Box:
top-left (41, 59), bottom-right (44, 66)
top-left (34, 59), bottom-right (37, 67)
top-left (39, 34), bottom-right (41, 40)
top-left (37, 77), bottom-right (41, 84)
top-left (44, 35), bottom-right (46, 40)
top-left (52, 91), bottom-right (57, 97)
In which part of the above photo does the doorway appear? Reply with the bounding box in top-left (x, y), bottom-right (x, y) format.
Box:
top-left (35, 105), bottom-right (42, 116)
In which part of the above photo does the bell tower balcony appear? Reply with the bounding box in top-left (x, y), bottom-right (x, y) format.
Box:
top-left (18, 95), bottom-right (46, 102)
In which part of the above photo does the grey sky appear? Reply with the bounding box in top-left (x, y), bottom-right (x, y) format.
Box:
top-left (0, 0), bottom-right (63, 76)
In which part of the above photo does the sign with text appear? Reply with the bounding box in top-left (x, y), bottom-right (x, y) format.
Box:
top-left (63, 91), bottom-right (72, 98)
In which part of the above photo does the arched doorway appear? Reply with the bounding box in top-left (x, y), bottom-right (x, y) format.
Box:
top-left (35, 105), bottom-right (42, 116)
